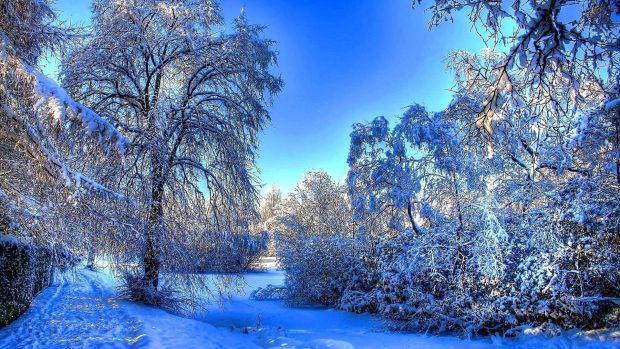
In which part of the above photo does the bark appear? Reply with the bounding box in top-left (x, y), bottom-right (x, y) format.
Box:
top-left (614, 110), bottom-right (620, 186)
top-left (407, 201), bottom-right (421, 237)
top-left (451, 171), bottom-right (465, 278)
top-left (144, 156), bottom-right (164, 290)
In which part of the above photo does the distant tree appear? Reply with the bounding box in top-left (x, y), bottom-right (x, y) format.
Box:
top-left (277, 171), bottom-right (351, 238)
top-left (274, 171), bottom-right (355, 305)
top-left (61, 0), bottom-right (282, 300)
top-left (259, 185), bottom-right (283, 231)
top-left (257, 185), bottom-right (283, 256)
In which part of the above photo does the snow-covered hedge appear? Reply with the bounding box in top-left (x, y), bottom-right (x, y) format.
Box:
top-left (275, 94), bottom-right (620, 335)
top-left (336, 100), bottom-right (620, 335)
top-left (0, 235), bottom-right (53, 327)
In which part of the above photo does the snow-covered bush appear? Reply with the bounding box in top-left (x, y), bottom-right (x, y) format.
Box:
top-left (279, 233), bottom-right (355, 306)
top-left (274, 172), bottom-right (357, 306)
top-left (118, 272), bottom-right (190, 313)
top-left (342, 81), bottom-right (620, 334)
top-left (496, 220), bottom-right (620, 331)
top-left (250, 284), bottom-right (287, 301)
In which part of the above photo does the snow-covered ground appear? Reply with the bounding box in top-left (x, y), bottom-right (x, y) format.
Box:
top-left (0, 260), bottom-right (618, 349)
top-left (198, 263), bottom-right (620, 349)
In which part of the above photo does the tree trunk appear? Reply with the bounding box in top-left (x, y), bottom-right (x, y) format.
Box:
top-left (451, 171), bottom-right (465, 278)
top-left (407, 201), bottom-right (421, 236)
top-left (144, 158), bottom-right (164, 290)
top-left (614, 109), bottom-right (620, 186)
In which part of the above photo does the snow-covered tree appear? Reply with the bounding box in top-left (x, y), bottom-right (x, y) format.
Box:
top-left (0, 0), bottom-right (126, 251)
top-left (61, 0), bottom-right (282, 300)
top-left (259, 185), bottom-right (282, 230)
top-left (415, 0), bottom-right (619, 139)
top-left (343, 41), bottom-right (619, 331)
top-left (257, 185), bottom-right (283, 256)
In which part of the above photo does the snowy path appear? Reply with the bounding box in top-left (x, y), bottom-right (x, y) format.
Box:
top-left (0, 269), bottom-right (260, 349)
top-left (0, 269), bottom-right (142, 348)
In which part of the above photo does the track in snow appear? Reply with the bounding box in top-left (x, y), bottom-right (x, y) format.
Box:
top-left (0, 269), bottom-right (144, 349)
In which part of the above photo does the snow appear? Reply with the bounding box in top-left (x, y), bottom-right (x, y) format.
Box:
top-left (28, 65), bottom-right (127, 153)
top-left (122, 303), bottom-right (261, 349)
top-left (0, 267), bottom-right (260, 349)
top-left (0, 270), bottom-right (142, 348)
top-left (0, 262), bottom-right (618, 349)
top-left (199, 266), bottom-right (620, 349)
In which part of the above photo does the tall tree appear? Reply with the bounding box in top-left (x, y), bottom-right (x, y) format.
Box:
top-left (62, 0), bottom-right (282, 296)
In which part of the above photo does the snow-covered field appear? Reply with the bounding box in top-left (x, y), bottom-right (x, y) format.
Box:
top-left (0, 261), bottom-right (618, 349)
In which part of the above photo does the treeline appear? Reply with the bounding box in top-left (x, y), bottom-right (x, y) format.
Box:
top-left (263, 0), bottom-right (620, 336)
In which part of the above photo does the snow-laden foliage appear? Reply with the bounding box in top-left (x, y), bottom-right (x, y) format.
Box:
top-left (178, 231), bottom-right (269, 273)
top-left (415, 0), bottom-right (620, 140)
top-left (273, 2), bottom-right (620, 335)
top-left (0, 0), bottom-right (128, 256)
top-left (258, 185), bottom-right (283, 256)
top-left (340, 50), bottom-right (620, 333)
top-left (1, 0), bottom-right (281, 314)
top-left (282, 41), bottom-right (619, 333)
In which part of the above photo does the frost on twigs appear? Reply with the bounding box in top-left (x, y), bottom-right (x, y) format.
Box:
top-left (418, 0), bottom-right (619, 145)
top-left (328, 74), bottom-right (620, 334)
top-left (29, 67), bottom-right (127, 154)
top-left (1, 0), bottom-right (129, 267)
top-left (58, 0), bottom-right (282, 307)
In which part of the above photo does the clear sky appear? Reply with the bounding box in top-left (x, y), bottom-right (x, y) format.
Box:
top-left (45, 0), bottom-right (486, 194)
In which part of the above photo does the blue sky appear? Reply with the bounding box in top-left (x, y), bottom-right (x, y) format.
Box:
top-left (46, 0), bottom-right (486, 194)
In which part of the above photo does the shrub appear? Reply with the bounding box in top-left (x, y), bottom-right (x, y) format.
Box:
top-left (194, 231), bottom-right (269, 273)
top-left (118, 272), bottom-right (190, 312)
top-left (278, 234), bottom-right (354, 306)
